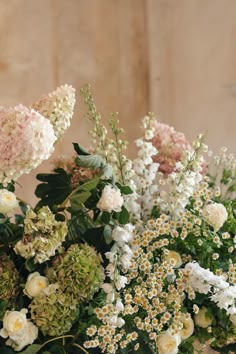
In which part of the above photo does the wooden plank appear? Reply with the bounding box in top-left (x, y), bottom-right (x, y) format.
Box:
top-left (147, 0), bottom-right (236, 154)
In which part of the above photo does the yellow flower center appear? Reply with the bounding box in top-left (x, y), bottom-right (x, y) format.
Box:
top-left (13, 318), bottom-right (24, 331)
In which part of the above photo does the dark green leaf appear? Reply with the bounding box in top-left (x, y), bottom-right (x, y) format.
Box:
top-left (19, 344), bottom-right (42, 354)
top-left (73, 143), bottom-right (90, 156)
top-left (116, 183), bottom-right (133, 195)
top-left (118, 206), bottom-right (129, 224)
top-left (25, 258), bottom-right (36, 272)
top-left (0, 348), bottom-right (16, 354)
top-left (100, 212), bottom-right (111, 224)
top-left (35, 168), bottom-right (72, 209)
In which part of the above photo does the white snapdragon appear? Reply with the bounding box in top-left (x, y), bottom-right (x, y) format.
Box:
top-left (0, 309), bottom-right (38, 351)
top-left (97, 185), bottom-right (123, 213)
top-left (24, 272), bottom-right (49, 298)
top-left (0, 189), bottom-right (19, 214)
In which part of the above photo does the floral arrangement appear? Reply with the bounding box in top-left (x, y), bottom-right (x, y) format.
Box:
top-left (0, 84), bottom-right (235, 354)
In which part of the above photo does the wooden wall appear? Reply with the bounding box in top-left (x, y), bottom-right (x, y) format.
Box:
top-left (0, 0), bottom-right (236, 203)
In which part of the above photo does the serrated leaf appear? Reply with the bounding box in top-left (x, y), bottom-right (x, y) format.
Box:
top-left (19, 344), bottom-right (42, 354)
top-left (75, 154), bottom-right (106, 169)
top-left (73, 143), bottom-right (90, 156)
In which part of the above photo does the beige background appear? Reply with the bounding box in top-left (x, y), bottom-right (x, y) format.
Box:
top-left (0, 0), bottom-right (235, 204)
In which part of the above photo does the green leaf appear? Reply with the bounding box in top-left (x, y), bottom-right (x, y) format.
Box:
top-left (70, 191), bottom-right (91, 209)
top-left (103, 225), bottom-right (113, 244)
top-left (35, 168), bottom-right (72, 209)
top-left (116, 183), bottom-right (133, 195)
top-left (75, 154), bottom-right (106, 169)
top-left (73, 143), bottom-right (90, 156)
top-left (100, 164), bottom-right (114, 180)
top-left (118, 206), bottom-right (129, 224)
top-left (75, 176), bottom-right (100, 193)
top-left (19, 344), bottom-right (42, 354)
top-left (25, 258), bottom-right (36, 272)
top-left (0, 348), bottom-right (16, 354)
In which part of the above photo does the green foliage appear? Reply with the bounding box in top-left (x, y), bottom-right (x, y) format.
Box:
top-left (35, 168), bottom-right (73, 209)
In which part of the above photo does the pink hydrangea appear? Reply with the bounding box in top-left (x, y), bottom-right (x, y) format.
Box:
top-left (0, 105), bottom-right (56, 184)
top-left (32, 84), bottom-right (76, 139)
top-left (152, 122), bottom-right (192, 174)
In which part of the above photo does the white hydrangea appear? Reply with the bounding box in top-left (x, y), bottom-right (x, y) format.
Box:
top-left (0, 105), bottom-right (56, 185)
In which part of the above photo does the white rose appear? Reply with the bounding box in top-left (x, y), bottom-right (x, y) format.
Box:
top-left (179, 314), bottom-right (194, 339)
top-left (156, 332), bottom-right (181, 354)
top-left (203, 203), bottom-right (228, 232)
top-left (0, 309), bottom-right (38, 351)
top-left (24, 272), bottom-right (49, 298)
top-left (1, 310), bottom-right (27, 338)
top-left (163, 250), bottom-right (182, 268)
top-left (194, 307), bottom-right (212, 328)
top-left (97, 185), bottom-right (123, 213)
top-left (0, 189), bottom-right (19, 213)
top-left (6, 321), bottom-right (38, 352)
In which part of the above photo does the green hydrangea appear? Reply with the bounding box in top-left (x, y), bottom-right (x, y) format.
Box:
top-left (30, 284), bottom-right (77, 336)
top-left (0, 254), bottom-right (19, 302)
top-left (14, 206), bottom-right (68, 263)
top-left (47, 243), bottom-right (104, 301)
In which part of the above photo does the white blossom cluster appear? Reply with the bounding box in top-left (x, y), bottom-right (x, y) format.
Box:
top-left (101, 224), bottom-right (134, 327)
top-left (32, 84), bottom-right (76, 139)
top-left (157, 136), bottom-right (207, 217)
top-left (125, 115), bottom-right (159, 224)
top-left (185, 262), bottom-right (236, 315)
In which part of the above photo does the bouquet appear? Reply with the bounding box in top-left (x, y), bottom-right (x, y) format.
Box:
top-left (0, 84), bottom-right (235, 354)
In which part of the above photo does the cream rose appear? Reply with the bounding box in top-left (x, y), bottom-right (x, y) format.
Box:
top-left (156, 332), bottom-right (181, 354)
top-left (194, 307), bottom-right (212, 328)
top-left (97, 185), bottom-right (123, 213)
top-left (163, 250), bottom-right (182, 268)
top-left (203, 203), bottom-right (228, 232)
top-left (0, 189), bottom-right (19, 214)
top-left (0, 309), bottom-right (38, 351)
top-left (1, 310), bottom-right (27, 338)
top-left (24, 272), bottom-right (49, 298)
top-left (179, 314), bottom-right (194, 339)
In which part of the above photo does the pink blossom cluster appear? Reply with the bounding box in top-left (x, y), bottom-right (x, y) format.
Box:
top-left (152, 121), bottom-right (192, 174)
top-left (0, 105), bottom-right (56, 185)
